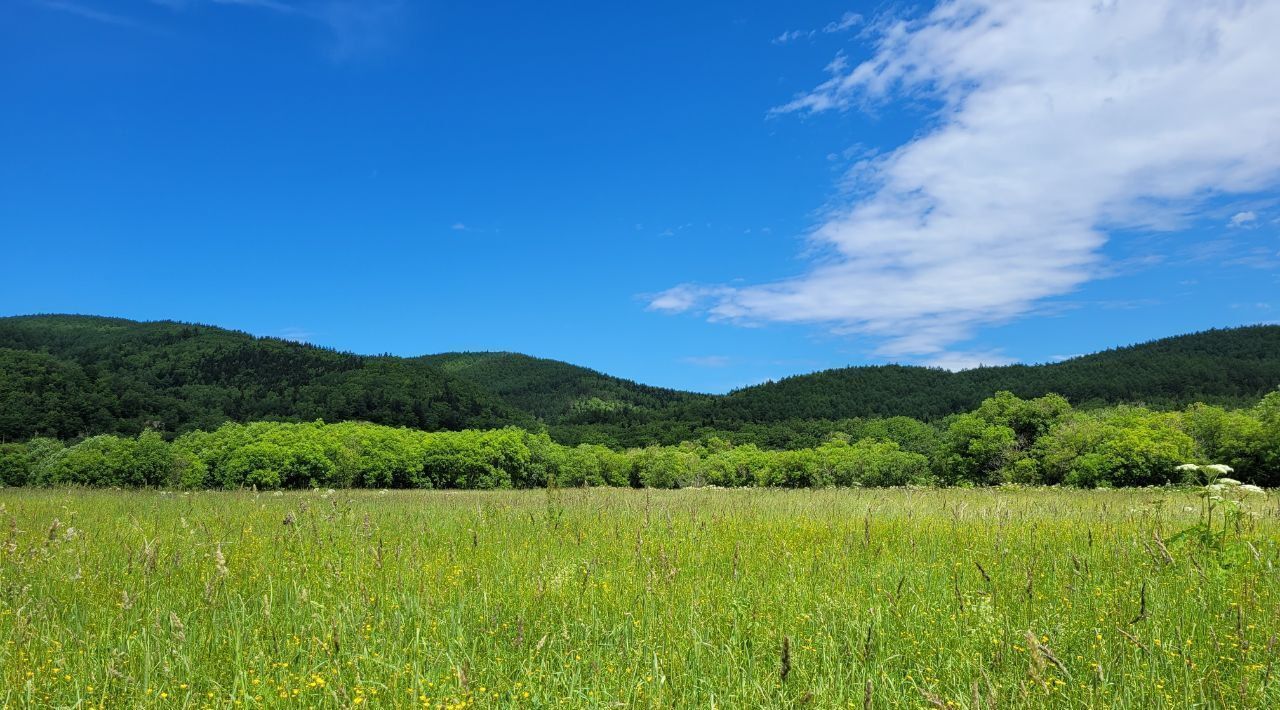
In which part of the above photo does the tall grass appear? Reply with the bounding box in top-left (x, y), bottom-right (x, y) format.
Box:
top-left (1, 487), bottom-right (1277, 707)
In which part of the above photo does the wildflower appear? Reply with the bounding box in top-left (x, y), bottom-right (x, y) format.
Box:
top-left (1205, 464), bottom-right (1235, 475)
top-left (1217, 477), bottom-right (1242, 486)
top-left (1239, 484), bottom-right (1265, 495)
top-left (1175, 463), bottom-right (1200, 472)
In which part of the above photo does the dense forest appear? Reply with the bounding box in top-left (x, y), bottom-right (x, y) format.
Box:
top-left (2, 390), bottom-right (1277, 489)
top-left (2, 315), bottom-right (1279, 451)
top-left (419, 351), bottom-right (707, 425)
top-left (0, 315), bottom-right (530, 439)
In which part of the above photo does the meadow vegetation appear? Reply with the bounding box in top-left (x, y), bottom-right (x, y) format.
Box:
top-left (2, 391), bottom-right (1277, 491)
top-left (0, 486), bottom-right (1276, 707)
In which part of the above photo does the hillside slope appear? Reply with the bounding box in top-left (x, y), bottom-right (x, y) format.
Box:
top-left (2, 315), bottom-right (1277, 447)
top-left (419, 352), bottom-right (708, 424)
top-left (0, 315), bottom-right (528, 439)
top-left (695, 325), bottom-right (1280, 424)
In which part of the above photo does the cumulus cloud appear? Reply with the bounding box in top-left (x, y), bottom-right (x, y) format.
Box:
top-left (657, 0), bottom-right (1280, 360)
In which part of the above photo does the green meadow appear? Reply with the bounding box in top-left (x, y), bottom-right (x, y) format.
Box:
top-left (1, 487), bottom-right (1277, 708)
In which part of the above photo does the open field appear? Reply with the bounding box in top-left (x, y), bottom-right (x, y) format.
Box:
top-left (1, 487), bottom-right (1278, 708)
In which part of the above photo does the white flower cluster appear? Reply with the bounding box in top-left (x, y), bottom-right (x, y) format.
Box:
top-left (1178, 463), bottom-right (1266, 496)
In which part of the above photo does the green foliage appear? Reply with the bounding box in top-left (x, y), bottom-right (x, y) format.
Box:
top-left (0, 443), bottom-right (31, 486)
top-left (679, 326), bottom-right (1280, 429)
top-left (1254, 392), bottom-right (1280, 486)
top-left (420, 352), bottom-right (706, 426)
top-left (6, 389), bottom-right (1279, 490)
top-left (5, 316), bottom-right (1279, 455)
top-left (1031, 408), bottom-right (1197, 488)
top-left (818, 438), bottom-right (932, 487)
top-left (631, 446), bottom-right (699, 489)
top-left (0, 315), bottom-right (529, 439)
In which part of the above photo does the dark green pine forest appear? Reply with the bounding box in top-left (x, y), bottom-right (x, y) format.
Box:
top-left (2, 314), bottom-right (1279, 448)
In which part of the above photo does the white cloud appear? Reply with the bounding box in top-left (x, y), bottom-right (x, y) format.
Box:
top-left (649, 285), bottom-right (727, 313)
top-left (1229, 210), bottom-right (1258, 227)
top-left (657, 0), bottom-right (1280, 361)
top-left (772, 29), bottom-right (812, 45)
top-left (822, 12), bottom-right (862, 34)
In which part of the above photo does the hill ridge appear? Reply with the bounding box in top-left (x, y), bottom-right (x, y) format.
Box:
top-left (2, 314), bottom-right (1278, 446)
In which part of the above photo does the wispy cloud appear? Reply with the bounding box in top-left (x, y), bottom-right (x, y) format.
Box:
top-left (33, 0), bottom-right (152, 30)
top-left (153, 0), bottom-right (405, 59)
top-left (772, 29), bottom-right (810, 45)
top-left (37, 0), bottom-right (403, 56)
top-left (656, 0), bottom-right (1280, 363)
top-left (1229, 210), bottom-right (1258, 228)
top-left (312, 0), bottom-right (404, 60)
top-left (822, 12), bottom-right (862, 34)
top-left (220, 0), bottom-right (298, 10)
top-left (1221, 246), bottom-right (1280, 270)
top-left (773, 10), bottom-right (862, 44)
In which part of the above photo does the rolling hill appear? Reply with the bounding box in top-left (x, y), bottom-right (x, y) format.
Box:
top-left (419, 352), bottom-right (707, 424)
top-left (698, 325), bottom-right (1280, 423)
top-left (2, 314), bottom-right (1277, 446)
top-left (0, 315), bottom-right (528, 439)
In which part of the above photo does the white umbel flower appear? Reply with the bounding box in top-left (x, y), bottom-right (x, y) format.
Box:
top-left (1239, 484), bottom-right (1265, 495)
top-left (1217, 477), bottom-right (1242, 486)
top-left (1175, 463), bottom-right (1201, 472)
top-left (1205, 464), bottom-right (1235, 474)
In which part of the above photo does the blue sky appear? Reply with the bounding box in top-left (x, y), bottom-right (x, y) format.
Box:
top-left (2, 0), bottom-right (1278, 393)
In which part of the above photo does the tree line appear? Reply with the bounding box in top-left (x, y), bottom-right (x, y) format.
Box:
top-left (4, 316), bottom-right (1280, 449)
top-left (3, 390), bottom-right (1277, 490)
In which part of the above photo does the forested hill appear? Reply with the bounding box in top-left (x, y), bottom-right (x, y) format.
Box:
top-left (418, 352), bottom-right (708, 424)
top-left (2, 314), bottom-right (1278, 445)
top-left (684, 326), bottom-right (1280, 423)
top-left (0, 315), bottom-right (530, 439)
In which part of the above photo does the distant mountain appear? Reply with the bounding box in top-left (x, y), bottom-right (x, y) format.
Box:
top-left (2, 314), bottom-right (1277, 447)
